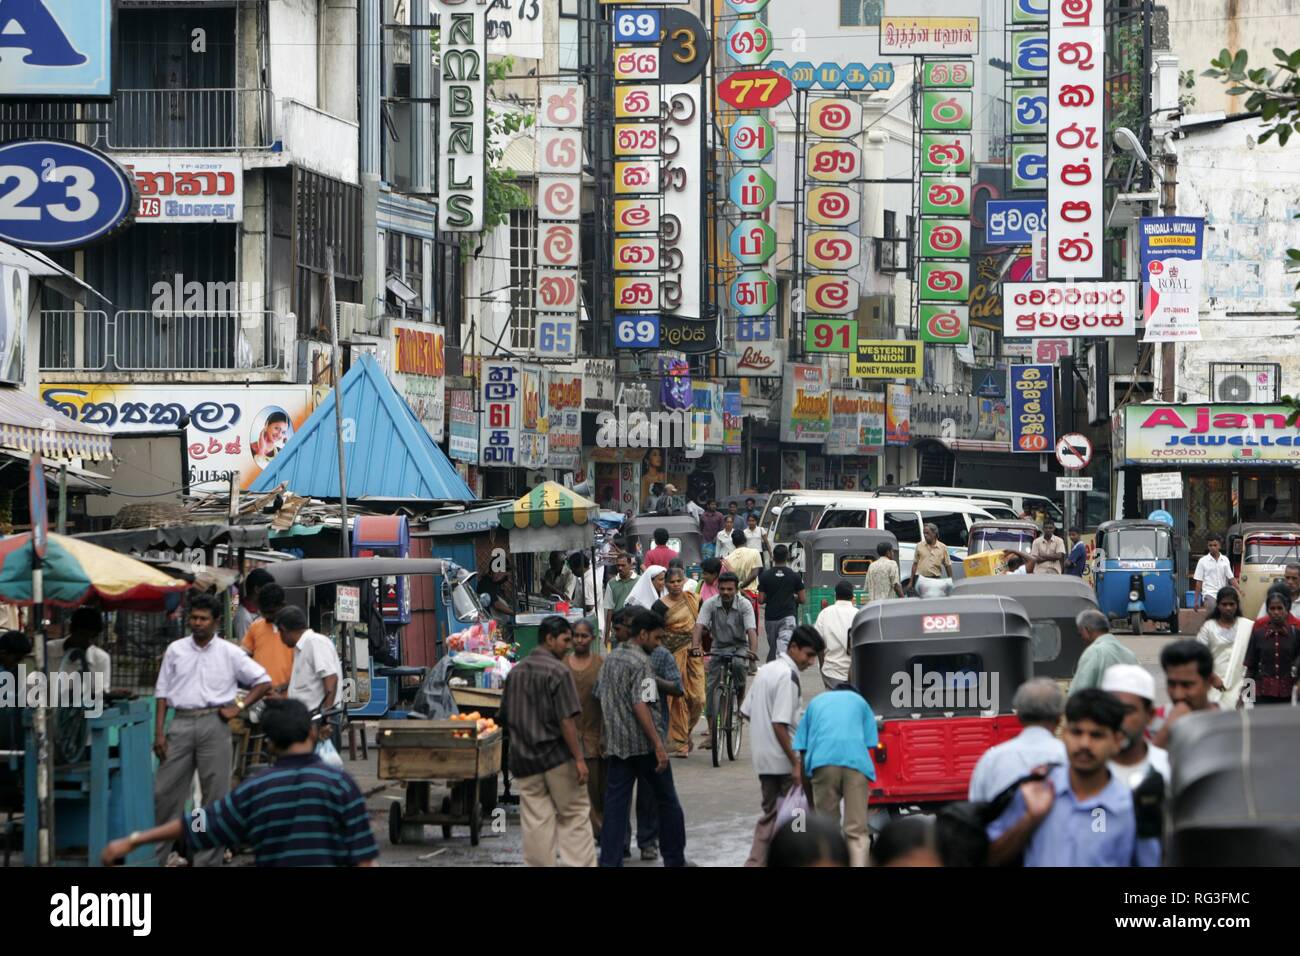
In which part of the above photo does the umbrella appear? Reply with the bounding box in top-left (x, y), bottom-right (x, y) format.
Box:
top-left (0, 532), bottom-right (192, 610)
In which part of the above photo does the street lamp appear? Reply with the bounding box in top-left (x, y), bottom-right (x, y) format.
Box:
top-left (1111, 127), bottom-right (1164, 188)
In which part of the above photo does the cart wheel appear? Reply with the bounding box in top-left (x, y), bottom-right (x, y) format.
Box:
top-left (479, 774), bottom-right (499, 814)
top-left (469, 801), bottom-right (482, 847)
top-left (440, 796), bottom-right (452, 840)
top-left (1129, 611), bottom-right (1143, 635)
top-left (388, 801), bottom-right (403, 845)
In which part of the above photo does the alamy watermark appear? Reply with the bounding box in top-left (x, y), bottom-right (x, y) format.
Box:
top-left (595, 406), bottom-right (702, 458)
top-left (1, 666), bottom-right (105, 718)
top-left (890, 666), bottom-right (999, 712)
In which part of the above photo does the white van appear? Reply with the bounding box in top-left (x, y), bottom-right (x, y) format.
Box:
top-left (763, 490), bottom-right (876, 548)
top-left (895, 486), bottom-right (1063, 524)
top-left (810, 496), bottom-right (994, 579)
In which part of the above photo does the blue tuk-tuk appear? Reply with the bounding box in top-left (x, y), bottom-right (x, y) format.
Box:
top-left (1094, 519), bottom-right (1179, 634)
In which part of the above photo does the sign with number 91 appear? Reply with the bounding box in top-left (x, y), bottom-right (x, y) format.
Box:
top-left (615, 314), bottom-right (660, 349)
top-left (805, 318), bottom-right (855, 354)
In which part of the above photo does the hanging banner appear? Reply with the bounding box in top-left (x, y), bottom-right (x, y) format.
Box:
top-left (1140, 216), bottom-right (1205, 342)
top-left (1047, 0), bottom-right (1104, 278)
top-left (448, 389), bottom-right (478, 463)
top-left (389, 321), bottom-right (446, 442)
top-left (724, 390), bottom-right (743, 453)
top-left (886, 384), bottom-right (912, 446)
top-left (433, 0), bottom-right (486, 231)
top-left (853, 340), bottom-right (925, 379)
top-left (827, 391), bottom-right (885, 455)
top-left (659, 357), bottom-right (693, 410)
top-left (547, 371), bottom-right (583, 471)
top-left (880, 17), bottom-right (979, 56)
top-left (780, 363), bottom-right (832, 443)
top-left (1010, 363), bottom-right (1055, 453)
top-left (661, 84), bottom-right (703, 321)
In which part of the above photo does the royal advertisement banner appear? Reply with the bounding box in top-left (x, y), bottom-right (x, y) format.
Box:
top-left (1140, 216), bottom-right (1205, 342)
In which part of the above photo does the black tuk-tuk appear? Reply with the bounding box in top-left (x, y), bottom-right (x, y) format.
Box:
top-left (850, 595), bottom-right (1033, 811)
top-left (1167, 707), bottom-right (1300, 865)
top-left (624, 514), bottom-right (703, 569)
top-left (950, 575), bottom-right (1098, 680)
top-left (793, 528), bottom-right (898, 625)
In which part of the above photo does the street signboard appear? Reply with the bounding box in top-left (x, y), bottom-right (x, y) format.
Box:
top-left (0, 140), bottom-right (134, 250)
top-left (1055, 432), bottom-right (1093, 469)
top-left (1056, 476), bottom-right (1093, 492)
top-left (717, 70), bottom-right (793, 110)
top-left (986, 200), bottom-right (1047, 245)
top-left (1142, 472), bottom-right (1184, 501)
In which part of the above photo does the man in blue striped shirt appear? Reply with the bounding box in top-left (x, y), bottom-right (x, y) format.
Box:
top-left (103, 699), bottom-right (379, 867)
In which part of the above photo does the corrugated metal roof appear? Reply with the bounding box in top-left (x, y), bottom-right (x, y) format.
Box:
top-left (499, 132), bottom-right (537, 176)
top-left (249, 354), bottom-right (474, 502)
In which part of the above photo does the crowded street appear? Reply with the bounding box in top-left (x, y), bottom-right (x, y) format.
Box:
top-left (0, 0), bottom-right (1298, 937)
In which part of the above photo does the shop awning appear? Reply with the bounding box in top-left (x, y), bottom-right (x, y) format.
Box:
top-left (499, 482), bottom-right (598, 531)
top-left (0, 386), bottom-right (112, 461)
top-left (75, 522), bottom-right (271, 553)
top-left (249, 353), bottom-right (474, 502)
top-left (0, 241), bottom-right (111, 306)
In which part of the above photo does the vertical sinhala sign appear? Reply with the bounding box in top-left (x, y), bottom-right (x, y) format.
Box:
top-left (434, 0), bottom-right (487, 232)
top-left (535, 82), bottom-right (585, 360)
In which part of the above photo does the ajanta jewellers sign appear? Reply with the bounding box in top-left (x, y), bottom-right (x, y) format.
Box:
top-left (1122, 405), bottom-right (1300, 464)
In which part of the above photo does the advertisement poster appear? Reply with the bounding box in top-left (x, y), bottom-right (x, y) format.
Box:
top-left (0, 265), bottom-right (28, 385)
top-left (827, 391), bottom-right (861, 455)
top-left (659, 357), bottom-right (693, 410)
top-left (861, 391), bottom-right (886, 451)
top-left (389, 321), bottom-right (446, 442)
top-left (1140, 217), bottom-right (1205, 342)
top-left (480, 361), bottom-right (519, 467)
top-left (974, 397), bottom-right (1010, 443)
top-left (886, 384), bottom-right (912, 446)
top-left (807, 455), bottom-right (827, 490)
top-left (120, 156), bottom-right (243, 223)
top-left (448, 389), bottom-right (478, 463)
top-left (41, 383), bottom-right (312, 491)
top-left (723, 391), bottom-right (743, 453)
top-left (780, 363), bottom-right (832, 443)
top-left (1010, 364), bottom-right (1055, 453)
top-left (547, 372), bottom-right (583, 471)
top-left (781, 450), bottom-right (807, 490)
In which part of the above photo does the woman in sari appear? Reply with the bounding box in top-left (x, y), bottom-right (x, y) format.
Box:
top-left (653, 567), bottom-right (703, 757)
top-left (624, 565), bottom-right (666, 611)
top-left (1194, 585), bottom-right (1254, 706)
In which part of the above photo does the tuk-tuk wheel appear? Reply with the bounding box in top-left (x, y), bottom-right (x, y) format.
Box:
top-left (1129, 611), bottom-right (1143, 635)
top-left (441, 796), bottom-right (453, 840)
top-left (1166, 612), bottom-right (1180, 635)
top-left (388, 801), bottom-right (403, 845)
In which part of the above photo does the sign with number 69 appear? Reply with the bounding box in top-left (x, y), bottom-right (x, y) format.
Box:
top-left (614, 314), bottom-right (661, 349)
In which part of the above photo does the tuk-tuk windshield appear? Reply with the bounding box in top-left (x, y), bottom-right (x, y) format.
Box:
top-left (775, 504), bottom-right (827, 541)
top-left (1113, 527), bottom-right (1171, 560)
top-left (970, 529), bottom-right (1036, 554)
top-left (1244, 536), bottom-right (1300, 566)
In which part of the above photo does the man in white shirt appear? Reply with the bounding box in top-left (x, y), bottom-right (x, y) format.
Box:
top-left (739, 626), bottom-right (824, 866)
top-left (967, 677), bottom-right (1066, 803)
top-left (1193, 535), bottom-right (1237, 608)
top-left (49, 607), bottom-right (112, 688)
top-left (153, 593), bottom-right (273, 866)
top-left (814, 580), bottom-right (858, 689)
top-left (274, 606), bottom-right (342, 713)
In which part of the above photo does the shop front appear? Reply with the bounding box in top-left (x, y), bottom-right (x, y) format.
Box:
top-left (1116, 403), bottom-right (1300, 560)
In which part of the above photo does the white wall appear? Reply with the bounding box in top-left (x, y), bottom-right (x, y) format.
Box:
top-left (269, 0), bottom-right (320, 109)
top-left (1169, 0), bottom-right (1297, 115)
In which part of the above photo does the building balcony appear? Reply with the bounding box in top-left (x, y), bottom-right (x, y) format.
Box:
top-left (90, 88), bottom-right (275, 151)
top-left (40, 309), bottom-right (292, 380)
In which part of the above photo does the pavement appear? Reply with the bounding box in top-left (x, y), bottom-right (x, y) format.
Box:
top-left (343, 612), bottom-right (1186, 867)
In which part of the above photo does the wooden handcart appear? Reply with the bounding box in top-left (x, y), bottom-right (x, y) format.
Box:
top-left (377, 720), bottom-right (503, 846)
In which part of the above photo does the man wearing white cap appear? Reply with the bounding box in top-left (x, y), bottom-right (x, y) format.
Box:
top-left (1100, 664), bottom-right (1167, 866)
top-left (1101, 664), bottom-right (1169, 790)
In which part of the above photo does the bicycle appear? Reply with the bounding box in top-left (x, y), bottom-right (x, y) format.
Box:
top-left (707, 650), bottom-right (756, 766)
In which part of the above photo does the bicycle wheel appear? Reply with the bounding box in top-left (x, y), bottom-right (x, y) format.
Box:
top-left (709, 682), bottom-right (724, 768)
top-left (726, 683), bottom-right (744, 761)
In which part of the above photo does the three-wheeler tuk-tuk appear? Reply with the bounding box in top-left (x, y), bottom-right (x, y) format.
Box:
top-left (966, 520), bottom-right (1040, 556)
top-left (625, 514), bottom-right (703, 572)
top-left (793, 528), bottom-right (898, 624)
top-left (1093, 520), bottom-right (1179, 634)
top-left (1225, 522), bottom-right (1300, 616)
top-left (850, 595), bottom-right (1033, 813)
top-left (1167, 707), bottom-right (1300, 865)
top-left (950, 575), bottom-right (1098, 681)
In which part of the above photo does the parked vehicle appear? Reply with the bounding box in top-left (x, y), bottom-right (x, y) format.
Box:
top-left (966, 520), bottom-right (1040, 556)
top-left (792, 528), bottom-right (898, 624)
top-left (1093, 519), bottom-right (1179, 634)
top-left (894, 486), bottom-right (1064, 524)
top-left (950, 574), bottom-right (1098, 680)
top-left (760, 490), bottom-right (863, 543)
top-left (815, 495), bottom-right (993, 578)
top-left (850, 595), bottom-right (1032, 813)
top-left (1225, 522), bottom-right (1300, 616)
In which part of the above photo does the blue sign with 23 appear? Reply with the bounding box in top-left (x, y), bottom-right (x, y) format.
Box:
top-left (0, 139), bottom-right (134, 250)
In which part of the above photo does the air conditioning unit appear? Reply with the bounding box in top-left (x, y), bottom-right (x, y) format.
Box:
top-left (1212, 365), bottom-right (1278, 404)
top-left (336, 302), bottom-right (368, 339)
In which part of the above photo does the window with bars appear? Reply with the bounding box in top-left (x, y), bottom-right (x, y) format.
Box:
top-left (509, 208), bottom-right (536, 351)
top-left (840, 0), bottom-right (883, 26)
top-left (384, 232), bottom-right (424, 321)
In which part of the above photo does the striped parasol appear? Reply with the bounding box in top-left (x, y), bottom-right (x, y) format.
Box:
top-left (498, 482), bottom-right (598, 531)
top-left (0, 532), bottom-right (191, 610)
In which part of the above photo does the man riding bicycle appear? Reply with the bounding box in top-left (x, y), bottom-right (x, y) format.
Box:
top-left (692, 572), bottom-right (759, 751)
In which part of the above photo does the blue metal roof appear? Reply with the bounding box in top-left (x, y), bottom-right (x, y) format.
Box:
top-left (250, 353), bottom-right (474, 502)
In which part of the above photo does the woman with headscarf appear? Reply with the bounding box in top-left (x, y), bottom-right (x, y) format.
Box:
top-left (1195, 585), bottom-right (1253, 706)
top-left (624, 565), bottom-right (667, 610)
top-left (1244, 588), bottom-right (1300, 705)
top-left (653, 567), bottom-right (704, 757)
